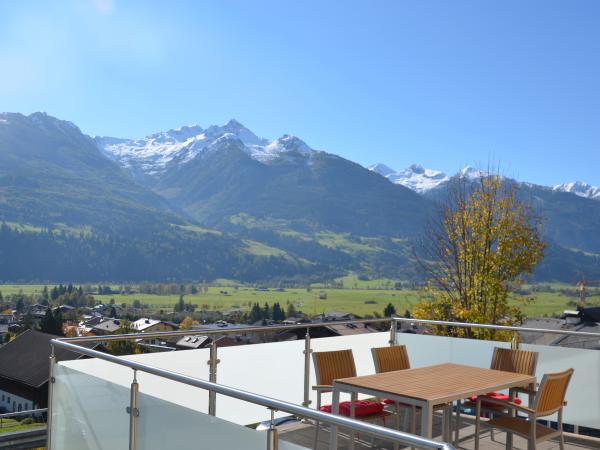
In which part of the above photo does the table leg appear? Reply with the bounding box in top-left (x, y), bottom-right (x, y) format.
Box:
top-left (350, 392), bottom-right (356, 450)
top-left (329, 388), bottom-right (340, 450)
top-left (420, 402), bottom-right (433, 439)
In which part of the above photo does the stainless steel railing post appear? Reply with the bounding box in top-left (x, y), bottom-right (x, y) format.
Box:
top-left (302, 328), bottom-right (312, 409)
top-left (389, 318), bottom-right (397, 346)
top-left (128, 370), bottom-right (139, 450)
top-left (46, 345), bottom-right (56, 450)
top-left (208, 341), bottom-right (220, 416)
top-left (266, 408), bottom-right (278, 450)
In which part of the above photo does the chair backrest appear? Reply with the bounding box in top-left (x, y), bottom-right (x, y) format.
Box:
top-left (312, 350), bottom-right (357, 386)
top-left (371, 345), bottom-right (410, 373)
top-left (533, 368), bottom-right (574, 416)
top-left (490, 347), bottom-right (538, 376)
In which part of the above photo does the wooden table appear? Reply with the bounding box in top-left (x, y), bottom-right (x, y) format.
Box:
top-left (329, 362), bottom-right (536, 447)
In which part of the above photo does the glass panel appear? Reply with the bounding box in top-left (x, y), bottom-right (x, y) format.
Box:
top-left (52, 363), bottom-right (309, 450)
top-left (64, 332), bottom-right (391, 426)
top-left (136, 390), bottom-right (308, 450)
top-left (395, 332), bottom-right (509, 368)
top-left (522, 342), bottom-right (600, 428)
top-left (395, 332), bottom-right (600, 428)
top-left (51, 364), bottom-right (129, 450)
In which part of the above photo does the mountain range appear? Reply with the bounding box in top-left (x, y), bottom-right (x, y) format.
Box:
top-left (1, 111), bottom-right (599, 283)
top-left (369, 163), bottom-right (600, 201)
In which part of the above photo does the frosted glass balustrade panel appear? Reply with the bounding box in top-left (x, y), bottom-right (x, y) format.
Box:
top-left (395, 331), bottom-right (600, 428)
top-left (215, 332), bottom-right (390, 423)
top-left (522, 342), bottom-right (600, 428)
top-left (395, 332), bottom-right (509, 368)
top-left (61, 332), bottom-right (390, 425)
top-left (136, 389), bottom-right (309, 450)
top-left (50, 364), bottom-right (130, 450)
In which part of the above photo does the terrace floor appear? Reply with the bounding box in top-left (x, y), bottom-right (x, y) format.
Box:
top-left (278, 413), bottom-right (598, 450)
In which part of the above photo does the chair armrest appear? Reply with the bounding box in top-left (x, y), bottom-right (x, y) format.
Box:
top-left (476, 396), bottom-right (536, 415)
top-left (312, 385), bottom-right (333, 392)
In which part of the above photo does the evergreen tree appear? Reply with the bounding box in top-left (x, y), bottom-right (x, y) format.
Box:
top-left (248, 303), bottom-right (263, 323)
top-left (263, 302), bottom-right (271, 320)
top-left (23, 311), bottom-right (34, 330)
top-left (383, 303), bottom-right (396, 318)
top-left (15, 298), bottom-right (24, 313)
top-left (39, 308), bottom-right (64, 336)
top-left (272, 302), bottom-right (285, 322)
top-left (174, 295), bottom-right (185, 313)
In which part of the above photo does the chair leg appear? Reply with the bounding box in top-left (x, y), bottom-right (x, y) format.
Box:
top-left (506, 432), bottom-right (513, 450)
top-left (313, 392), bottom-right (321, 450)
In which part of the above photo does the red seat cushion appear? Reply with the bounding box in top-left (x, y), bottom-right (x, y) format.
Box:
top-left (468, 392), bottom-right (522, 408)
top-left (320, 400), bottom-right (384, 417)
top-left (382, 398), bottom-right (412, 407)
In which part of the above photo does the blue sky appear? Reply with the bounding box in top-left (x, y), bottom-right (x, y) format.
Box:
top-left (1, 0), bottom-right (599, 186)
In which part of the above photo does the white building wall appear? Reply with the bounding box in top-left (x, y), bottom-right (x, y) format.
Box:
top-left (0, 389), bottom-right (34, 413)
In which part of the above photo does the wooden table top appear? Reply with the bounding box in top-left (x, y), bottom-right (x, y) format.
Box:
top-left (335, 363), bottom-right (536, 404)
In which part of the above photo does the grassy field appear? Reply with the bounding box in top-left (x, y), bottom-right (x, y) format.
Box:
top-left (0, 418), bottom-right (45, 435)
top-left (2, 282), bottom-right (597, 318)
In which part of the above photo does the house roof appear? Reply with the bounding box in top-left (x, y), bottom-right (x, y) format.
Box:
top-left (131, 318), bottom-right (161, 331)
top-left (0, 329), bottom-right (94, 388)
top-left (325, 323), bottom-right (377, 336)
top-left (176, 335), bottom-right (210, 349)
top-left (92, 318), bottom-right (122, 333)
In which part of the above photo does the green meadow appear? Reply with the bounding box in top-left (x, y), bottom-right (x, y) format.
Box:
top-left (2, 282), bottom-right (597, 318)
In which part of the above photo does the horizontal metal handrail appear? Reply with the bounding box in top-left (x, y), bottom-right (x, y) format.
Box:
top-left (59, 318), bottom-right (391, 343)
top-left (392, 317), bottom-right (600, 338)
top-left (51, 339), bottom-right (453, 450)
top-left (0, 408), bottom-right (47, 420)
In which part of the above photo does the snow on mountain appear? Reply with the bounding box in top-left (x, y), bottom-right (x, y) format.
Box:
top-left (369, 163), bottom-right (449, 193)
top-left (458, 165), bottom-right (487, 180)
top-left (95, 119), bottom-right (314, 177)
top-left (553, 181), bottom-right (600, 200)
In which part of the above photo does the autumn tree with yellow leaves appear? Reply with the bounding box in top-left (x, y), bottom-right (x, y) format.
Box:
top-left (414, 174), bottom-right (546, 339)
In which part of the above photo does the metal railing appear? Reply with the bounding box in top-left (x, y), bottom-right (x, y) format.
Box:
top-left (48, 315), bottom-right (599, 450)
top-left (0, 408), bottom-right (47, 431)
top-left (0, 409), bottom-right (47, 420)
top-left (49, 338), bottom-right (454, 450)
top-left (391, 317), bottom-right (600, 339)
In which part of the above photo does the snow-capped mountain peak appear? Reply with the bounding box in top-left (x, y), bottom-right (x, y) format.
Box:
top-left (368, 163), bottom-right (396, 177)
top-left (368, 163), bottom-right (449, 193)
top-left (553, 181), bottom-right (600, 200)
top-left (458, 165), bottom-right (487, 180)
top-left (95, 120), bottom-right (315, 178)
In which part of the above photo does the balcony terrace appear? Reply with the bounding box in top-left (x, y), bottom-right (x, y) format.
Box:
top-left (46, 318), bottom-right (600, 450)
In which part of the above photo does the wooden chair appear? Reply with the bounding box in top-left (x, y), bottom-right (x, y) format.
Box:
top-left (371, 346), bottom-right (452, 443)
top-left (475, 368), bottom-right (574, 450)
top-left (457, 347), bottom-right (539, 443)
top-left (372, 345), bottom-right (411, 374)
top-left (312, 350), bottom-right (385, 448)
